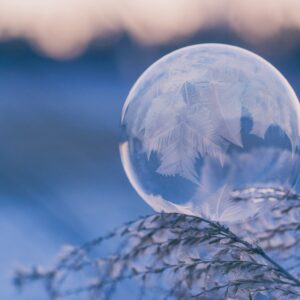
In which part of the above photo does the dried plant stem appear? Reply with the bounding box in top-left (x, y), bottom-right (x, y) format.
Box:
top-left (13, 187), bottom-right (300, 299)
top-left (195, 216), bottom-right (300, 287)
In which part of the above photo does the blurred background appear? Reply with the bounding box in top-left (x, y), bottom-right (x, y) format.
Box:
top-left (1, 1), bottom-right (300, 299)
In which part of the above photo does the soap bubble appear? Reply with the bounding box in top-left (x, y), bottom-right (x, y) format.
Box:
top-left (120, 44), bottom-right (300, 223)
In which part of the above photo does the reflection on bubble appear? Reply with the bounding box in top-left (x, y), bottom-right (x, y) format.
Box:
top-left (120, 44), bottom-right (300, 223)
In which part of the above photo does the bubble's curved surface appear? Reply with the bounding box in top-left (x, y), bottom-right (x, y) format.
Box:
top-left (120, 44), bottom-right (300, 223)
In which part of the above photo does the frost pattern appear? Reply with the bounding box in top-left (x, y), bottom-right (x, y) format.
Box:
top-left (143, 81), bottom-right (238, 183)
top-left (139, 77), bottom-right (246, 183)
top-left (122, 45), bottom-right (300, 221)
top-left (124, 46), bottom-right (299, 183)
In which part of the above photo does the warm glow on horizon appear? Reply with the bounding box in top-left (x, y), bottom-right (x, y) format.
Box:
top-left (0, 0), bottom-right (299, 58)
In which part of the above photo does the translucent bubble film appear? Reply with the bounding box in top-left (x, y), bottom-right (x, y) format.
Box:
top-left (120, 44), bottom-right (300, 223)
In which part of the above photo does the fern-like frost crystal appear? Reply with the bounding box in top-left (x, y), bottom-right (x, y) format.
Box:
top-left (120, 44), bottom-right (300, 223)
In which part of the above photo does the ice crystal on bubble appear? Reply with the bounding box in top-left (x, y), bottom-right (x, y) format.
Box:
top-left (120, 44), bottom-right (300, 223)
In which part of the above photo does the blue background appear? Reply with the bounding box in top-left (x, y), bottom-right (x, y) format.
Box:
top-left (1, 29), bottom-right (300, 299)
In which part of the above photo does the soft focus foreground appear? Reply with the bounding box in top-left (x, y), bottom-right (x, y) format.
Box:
top-left (14, 187), bottom-right (300, 299)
